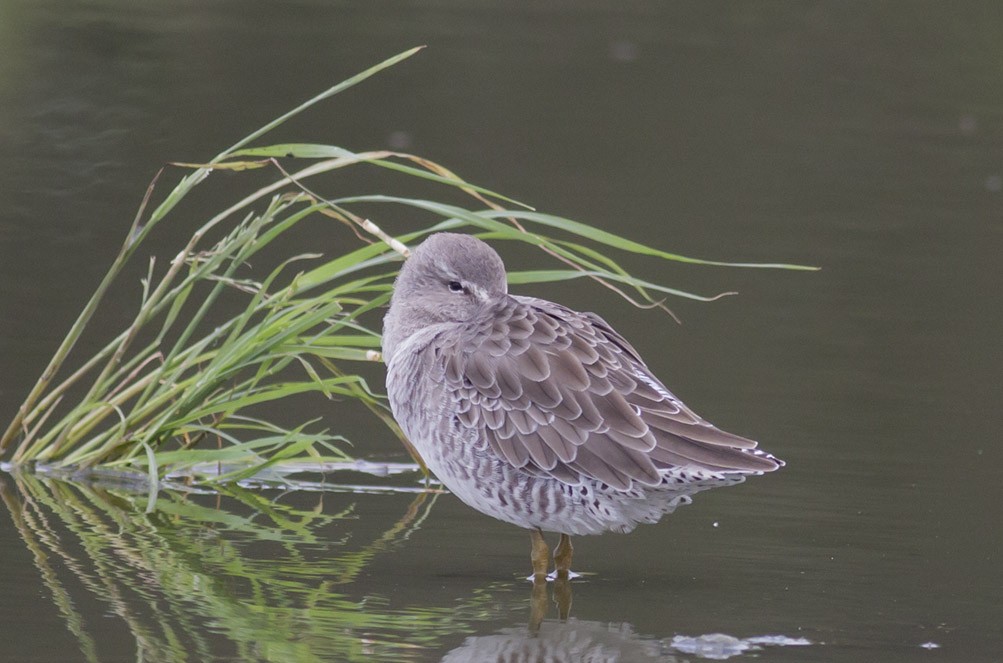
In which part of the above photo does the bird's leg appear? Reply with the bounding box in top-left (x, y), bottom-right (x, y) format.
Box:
top-left (530, 528), bottom-right (550, 582)
top-left (553, 533), bottom-right (574, 579)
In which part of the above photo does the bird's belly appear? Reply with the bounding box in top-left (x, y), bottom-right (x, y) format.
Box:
top-left (394, 412), bottom-right (651, 536)
top-left (425, 440), bottom-right (701, 536)
top-left (388, 380), bottom-right (602, 533)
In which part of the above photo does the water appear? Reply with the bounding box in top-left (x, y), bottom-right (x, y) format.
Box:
top-left (1, 2), bottom-right (1001, 661)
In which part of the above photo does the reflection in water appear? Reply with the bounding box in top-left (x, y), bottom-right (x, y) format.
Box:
top-left (444, 620), bottom-right (810, 661)
top-left (443, 619), bottom-right (685, 662)
top-left (0, 472), bottom-right (809, 661)
top-left (529, 576), bottom-right (573, 633)
top-left (0, 472), bottom-right (492, 662)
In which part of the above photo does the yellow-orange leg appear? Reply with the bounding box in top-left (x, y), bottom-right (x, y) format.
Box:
top-left (530, 528), bottom-right (551, 581)
top-left (554, 533), bottom-right (573, 579)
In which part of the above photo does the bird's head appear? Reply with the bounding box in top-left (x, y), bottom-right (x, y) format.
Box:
top-left (383, 233), bottom-right (508, 361)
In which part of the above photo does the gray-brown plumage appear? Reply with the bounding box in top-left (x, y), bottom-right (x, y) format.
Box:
top-left (383, 233), bottom-right (782, 579)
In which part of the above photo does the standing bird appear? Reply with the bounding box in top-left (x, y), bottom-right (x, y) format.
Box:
top-left (383, 233), bottom-right (782, 581)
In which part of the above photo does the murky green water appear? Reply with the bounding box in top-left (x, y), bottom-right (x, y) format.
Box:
top-left (2, 2), bottom-right (1001, 661)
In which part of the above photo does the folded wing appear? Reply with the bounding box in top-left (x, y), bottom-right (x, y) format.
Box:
top-left (444, 296), bottom-right (781, 491)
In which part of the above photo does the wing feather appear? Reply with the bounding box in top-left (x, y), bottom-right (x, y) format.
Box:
top-left (445, 296), bottom-right (781, 489)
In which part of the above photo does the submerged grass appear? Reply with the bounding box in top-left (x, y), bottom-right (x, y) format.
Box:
top-left (0, 47), bottom-right (815, 483)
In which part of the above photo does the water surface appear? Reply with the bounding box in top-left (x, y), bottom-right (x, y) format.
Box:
top-left (1, 2), bottom-right (1001, 661)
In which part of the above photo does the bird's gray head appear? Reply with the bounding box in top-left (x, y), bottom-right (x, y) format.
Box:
top-left (382, 233), bottom-right (508, 362)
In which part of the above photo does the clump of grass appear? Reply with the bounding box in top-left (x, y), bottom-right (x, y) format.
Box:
top-left (0, 47), bottom-right (814, 483)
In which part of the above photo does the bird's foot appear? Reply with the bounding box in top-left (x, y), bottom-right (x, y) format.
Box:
top-left (524, 569), bottom-right (581, 582)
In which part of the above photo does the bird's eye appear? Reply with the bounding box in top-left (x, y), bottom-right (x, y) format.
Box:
top-left (448, 281), bottom-right (464, 293)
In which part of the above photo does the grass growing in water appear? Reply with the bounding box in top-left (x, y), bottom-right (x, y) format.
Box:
top-left (0, 47), bottom-right (815, 483)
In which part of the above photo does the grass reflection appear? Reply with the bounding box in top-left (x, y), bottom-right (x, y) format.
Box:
top-left (0, 472), bottom-right (512, 662)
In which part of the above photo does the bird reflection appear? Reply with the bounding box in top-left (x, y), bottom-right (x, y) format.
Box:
top-left (530, 576), bottom-right (573, 633)
top-left (442, 616), bottom-right (687, 663)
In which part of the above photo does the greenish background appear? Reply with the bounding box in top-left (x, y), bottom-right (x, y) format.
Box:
top-left (1, 2), bottom-right (1001, 661)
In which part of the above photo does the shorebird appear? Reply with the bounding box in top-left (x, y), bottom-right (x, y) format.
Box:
top-left (383, 233), bottom-right (782, 581)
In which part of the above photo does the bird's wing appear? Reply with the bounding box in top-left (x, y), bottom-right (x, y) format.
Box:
top-left (444, 296), bottom-right (781, 490)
